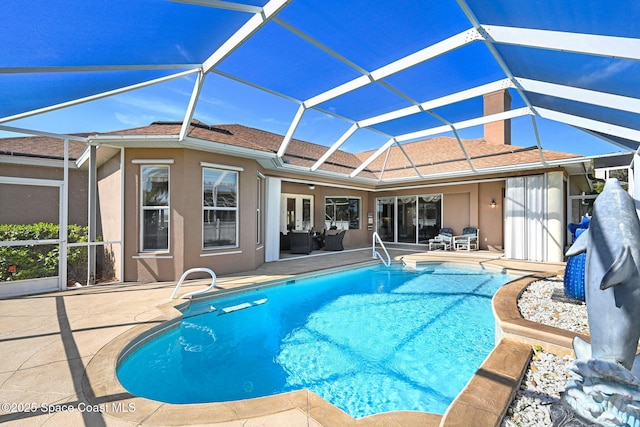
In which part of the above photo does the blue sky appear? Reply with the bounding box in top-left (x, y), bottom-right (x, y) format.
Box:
top-left (1, 0), bottom-right (635, 157)
top-left (3, 74), bottom-right (623, 157)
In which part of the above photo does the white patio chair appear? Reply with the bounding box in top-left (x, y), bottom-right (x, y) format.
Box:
top-left (453, 227), bottom-right (479, 251)
top-left (428, 227), bottom-right (453, 250)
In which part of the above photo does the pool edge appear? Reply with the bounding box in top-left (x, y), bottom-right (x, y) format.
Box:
top-left (83, 259), bottom-right (571, 426)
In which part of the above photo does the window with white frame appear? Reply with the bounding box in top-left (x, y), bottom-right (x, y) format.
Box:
top-left (141, 165), bottom-right (169, 251)
top-left (596, 166), bottom-right (630, 191)
top-left (325, 197), bottom-right (360, 229)
top-left (203, 167), bottom-right (238, 248)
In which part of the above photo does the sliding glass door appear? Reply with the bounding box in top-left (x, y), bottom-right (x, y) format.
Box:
top-left (377, 194), bottom-right (442, 244)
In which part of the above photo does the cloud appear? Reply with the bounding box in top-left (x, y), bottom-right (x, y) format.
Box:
top-left (114, 112), bottom-right (159, 128)
top-left (110, 90), bottom-right (191, 127)
top-left (576, 60), bottom-right (635, 87)
top-left (114, 93), bottom-right (188, 117)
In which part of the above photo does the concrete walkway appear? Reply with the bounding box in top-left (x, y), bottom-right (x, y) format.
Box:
top-left (0, 248), bottom-right (564, 426)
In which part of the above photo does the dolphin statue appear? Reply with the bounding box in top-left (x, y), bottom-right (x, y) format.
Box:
top-left (566, 178), bottom-right (640, 373)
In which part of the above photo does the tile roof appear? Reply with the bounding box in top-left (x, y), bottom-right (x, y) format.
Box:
top-left (0, 136), bottom-right (88, 160)
top-left (356, 136), bottom-right (582, 179)
top-left (107, 121), bottom-right (379, 179)
top-left (1, 121), bottom-right (583, 180)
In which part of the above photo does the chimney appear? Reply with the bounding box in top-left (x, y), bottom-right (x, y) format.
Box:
top-left (483, 90), bottom-right (511, 145)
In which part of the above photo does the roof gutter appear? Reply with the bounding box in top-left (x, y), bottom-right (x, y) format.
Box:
top-left (85, 133), bottom-right (592, 188)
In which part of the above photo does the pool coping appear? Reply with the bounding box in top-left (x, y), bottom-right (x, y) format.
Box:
top-left (441, 271), bottom-right (589, 426)
top-left (83, 260), bottom-right (574, 426)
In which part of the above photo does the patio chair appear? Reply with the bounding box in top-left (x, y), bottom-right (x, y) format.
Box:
top-left (312, 229), bottom-right (325, 250)
top-left (453, 227), bottom-right (479, 251)
top-left (324, 229), bottom-right (346, 251)
top-left (289, 231), bottom-right (313, 254)
top-left (280, 232), bottom-right (291, 251)
top-left (428, 227), bottom-right (453, 250)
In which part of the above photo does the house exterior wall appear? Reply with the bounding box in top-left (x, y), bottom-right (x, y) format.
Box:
top-left (122, 148), bottom-right (265, 282)
top-left (1, 145), bottom-right (578, 285)
top-left (0, 163), bottom-right (88, 225)
top-left (478, 180), bottom-right (505, 251)
top-left (280, 181), bottom-right (371, 248)
top-left (373, 181), bottom-right (500, 250)
top-left (97, 153), bottom-right (122, 282)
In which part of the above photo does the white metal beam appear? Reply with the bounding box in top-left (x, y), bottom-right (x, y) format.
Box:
top-left (213, 69), bottom-right (301, 104)
top-left (482, 26), bottom-right (640, 61)
top-left (581, 129), bottom-right (639, 152)
top-left (358, 78), bottom-right (512, 128)
top-left (304, 28), bottom-right (484, 108)
top-left (0, 125), bottom-right (88, 142)
top-left (349, 108), bottom-right (532, 178)
top-left (457, 0), bottom-right (540, 118)
top-left (0, 64), bottom-right (201, 74)
top-left (395, 138), bottom-right (424, 178)
top-left (311, 123), bottom-right (359, 171)
top-left (530, 115), bottom-right (546, 164)
top-left (179, 70), bottom-right (206, 141)
top-left (170, 0), bottom-right (263, 13)
top-left (202, 0), bottom-right (291, 73)
top-left (516, 78), bottom-right (640, 115)
top-left (537, 107), bottom-right (640, 144)
top-left (274, 17), bottom-right (369, 75)
top-left (277, 104), bottom-right (305, 157)
top-left (395, 107), bottom-right (531, 142)
top-left (0, 68), bottom-right (200, 124)
top-left (350, 138), bottom-right (397, 178)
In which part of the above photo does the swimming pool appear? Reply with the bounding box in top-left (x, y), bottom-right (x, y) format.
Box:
top-left (117, 263), bottom-right (511, 418)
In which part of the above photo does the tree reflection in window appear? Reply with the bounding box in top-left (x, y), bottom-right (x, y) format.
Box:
top-left (325, 197), bottom-right (360, 230)
top-left (203, 168), bottom-right (238, 248)
top-left (141, 166), bottom-right (169, 251)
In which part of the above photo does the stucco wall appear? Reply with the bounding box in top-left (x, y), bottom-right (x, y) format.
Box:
top-left (280, 181), bottom-right (371, 248)
top-left (122, 148), bottom-right (265, 282)
top-left (97, 153), bottom-right (122, 282)
top-left (374, 181), bottom-right (502, 250)
top-left (478, 180), bottom-right (505, 251)
top-left (0, 163), bottom-right (88, 225)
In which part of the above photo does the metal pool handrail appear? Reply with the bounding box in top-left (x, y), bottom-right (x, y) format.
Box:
top-left (170, 267), bottom-right (218, 299)
top-left (372, 232), bottom-right (391, 267)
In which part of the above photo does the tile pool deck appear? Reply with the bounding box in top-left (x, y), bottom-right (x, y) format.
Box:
top-left (0, 248), bottom-right (574, 426)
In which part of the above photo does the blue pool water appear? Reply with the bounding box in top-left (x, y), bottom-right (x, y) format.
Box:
top-left (117, 263), bottom-right (511, 418)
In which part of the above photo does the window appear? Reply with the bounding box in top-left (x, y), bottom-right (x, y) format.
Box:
top-left (595, 166), bottom-right (629, 191)
top-left (325, 197), bottom-right (360, 229)
top-left (203, 168), bottom-right (238, 248)
top-left (141, 165), bottom-right (169, 251)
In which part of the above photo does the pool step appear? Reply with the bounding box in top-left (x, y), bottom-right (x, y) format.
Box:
top-left (183, 304), bottom-right (217, 319)
top-left (216, 295), bottom-right (268, 315)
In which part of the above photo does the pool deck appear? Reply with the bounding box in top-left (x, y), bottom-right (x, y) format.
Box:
top-left (0, 247), bottom-right (571, 426)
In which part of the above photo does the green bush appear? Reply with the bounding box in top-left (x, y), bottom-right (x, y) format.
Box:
top-left (0, 223), bottom-right (96, 283)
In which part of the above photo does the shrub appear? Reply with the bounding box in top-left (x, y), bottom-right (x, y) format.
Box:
top-left (0, 223), bottom-right (98, 284)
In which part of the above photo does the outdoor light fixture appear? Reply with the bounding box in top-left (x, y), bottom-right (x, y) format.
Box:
top-left (490, 199), bottom-right (496, 208)
top-left (308, 184), bottom-right (315, 190)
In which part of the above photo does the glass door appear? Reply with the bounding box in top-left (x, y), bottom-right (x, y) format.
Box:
top-left (281, 194), bottom-right (314, 232)
top-left (397, 196), bottom-right (417, 243)
top-left (376, 197), bottom-right (395, 242)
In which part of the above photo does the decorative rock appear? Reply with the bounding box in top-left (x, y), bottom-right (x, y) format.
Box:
top-left (503, 279), bottom-right (587, 427)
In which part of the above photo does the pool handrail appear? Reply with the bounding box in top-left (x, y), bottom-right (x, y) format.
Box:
top-left (372, 232), bottom-right (391, 267)
top-left (170, 267), bottom-right (218, 299)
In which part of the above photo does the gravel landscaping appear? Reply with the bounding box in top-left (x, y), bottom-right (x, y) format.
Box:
top-left (501, 279), bottom-right (588, 427)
